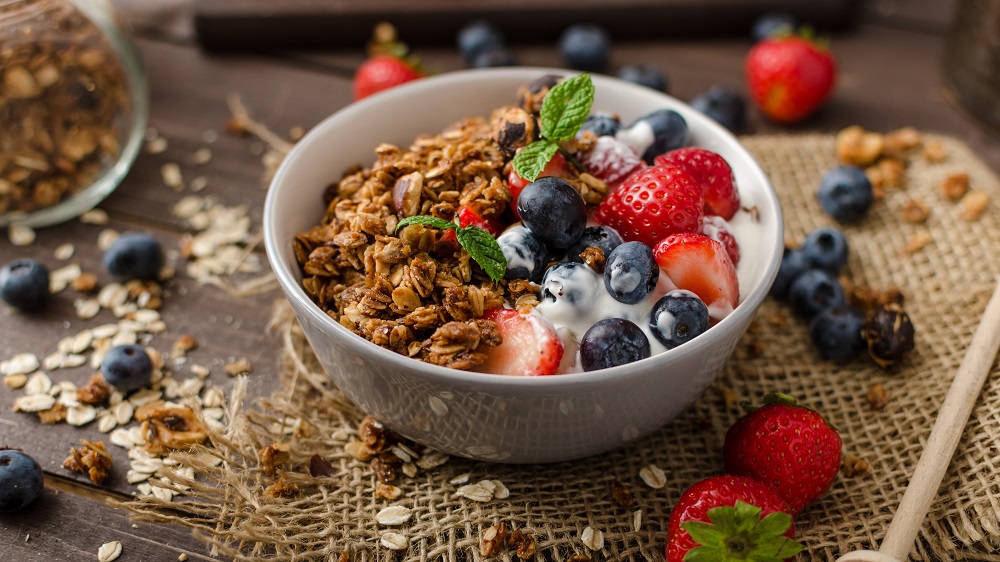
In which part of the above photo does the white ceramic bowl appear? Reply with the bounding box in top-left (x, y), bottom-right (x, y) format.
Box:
top-left (264, 68), bottom-right (783, 463)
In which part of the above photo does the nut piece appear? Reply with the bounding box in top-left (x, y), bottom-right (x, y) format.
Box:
top-left (900, 198), bottom-right (930, 224)
top-left (836, 125), bottom-right (884, 167)
top-left (939, 172), bottom-right (969, 201)
top-left (259, 442), bottom-right (291, 477)
top-left (481, 523), bottom-right (509, 557)
top-left (309, 454), bottom-right (337, 478)
top-left (611, 480), bottom-right (635, 509)
top-left (862, 304), bottom-right (916, 369)
top-left (866, 383), bottom-right (890, 410)
top-left (375, 483), bottom-right (402, 500)
top-left (63, 439), bottom-right (113, 484)
top-left (842, 454), bottom-right (871, 478)
top-left (959, 190), bottom-right (989, 221)
top-left (140, 405), bottom-right (208, 455)
top-left (883, 126), bottom-right (922, 157)
top-left (264, 476), bottom-right (300, 498)
top-left (508, 529), bottom-right (537, 560)
top-left (77, 374), bottom-right (111, 405)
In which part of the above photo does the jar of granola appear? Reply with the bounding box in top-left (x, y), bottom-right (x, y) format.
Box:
top-left (0, 0), bottom-right (147, 227)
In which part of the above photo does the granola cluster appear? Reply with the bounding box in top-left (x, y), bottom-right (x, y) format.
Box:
top-left (293, 93), bottom-right (605, 371)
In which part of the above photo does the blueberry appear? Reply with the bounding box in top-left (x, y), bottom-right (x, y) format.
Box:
top-left (579, 112), bottom-right (622, 138)
top-left (101, 344), bottom-right (153, 392)
top-left (809, 305), bottom-right (866, 361)
top-left (540, 262), bottom-right (600, 310)
top-left (618, 109), bottom-right (688, 164)
top-left (801, 227), bottom-right (849, 273)
top-left (0, 259), bottom-right (50, 311)
top-left (472, 47), bottom-right (517, 68)
top-left (516, 176), bottom-right (587, 248)
top-left (580, 318), bottom-right (651, 371)
top-left (770, 248), bottom-right (808, 300)
top-left (788, 269), bottom-right (846, 320)
top-left (104, 232), bottom-right (164, 280)
top-left (0, 449), bottom-right (44, 512)
top-left (497, 225), bottom-right (549, 282)
top-left (648, 290), bottom-right (710, 349)
top-left (567, 225), bottom-right (624, 263)
top-left (558, 24), bottom-right (611, 72)
top-left (818, 166), bottom-right (874, 223)
top-left (457, 20), bottom-right (506, 63)
top-left (618, 64), bottom-right (668, 92)
top-left (751, 11), bottom-right (797, 42)
top-left (689, 85), bottom-right (746, 133)
top-left (604, 241), bottom-right (658, 304)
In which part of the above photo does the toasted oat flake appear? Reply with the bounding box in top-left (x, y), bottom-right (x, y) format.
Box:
top-left (415, 449), bottom-right (449, 469)
top-left (67, 405), bottom-right (97, 426)
top-left (960, 190), bottom-right (989, 221)
top-left (477, 479), bottom-right (497, 493)
top-left (224, 358), bottom-right (252, 376)
top-left (633, 509), bottom-right (642, 533)
top-left (54, 243), bottom-right (75, 260)
top-left (14, 394), bottom-right (56, 413)
top-left (97, 229), bottom-right (120, 251)
top-left (491, 480), bottom-right (510, 499)
top-left (126, 469), bottom-right (152, 484)
top-left (455, 483), bottom-right (493, 502)
top-left (639, 464), bottom-right (667, 489)
top-left (98, 540), bottom-right (123, 562)
top-left (375, 505), bottom-right (413, 526)
top-left (2, 353), bottom-right (39, 376)
top-left (9, 224), bottom-right (36, 246)
top-left (376, 483), bottom-right (403, 500)
top-left (191, 364), bottom-right (211, 379)
top-left (192, 148), bottom-right (213, 165)
top-left (146, 136), bottom-right (168, 154)
top-left (25, 371), bottom-right (53, 395)
top-left (581, 526), bottom-right (604, 551)
top-left (97, 413), bottom-right (117, 433)
top-left (80, 209), bottom-right (110, 225)
top-left (902, 230), bottom-right (932, 255)
top-left (391, 445), bottom-right (412, 463)
top-left (109, 428), bottom-right (133, 449)
top-left (151, 484), bottom-right (175, 502)
top-left (4, 373), bottom-right (28, 389)
top-left (449, 472), bottom-right (471, 485)
top-left (129, 389), bottom-right (163, 407)
top-left (190, 176), bottom-right (209, 192)
top-left (380, 532), bottom-right (408, 551)
top-left (401, 462), bottom-right (417, 478)
top-left (75, 298), bottom-right (101, 319)
top-left (50, 264), bottom-right (82, 293)
top-left (113, 401), bottom-right (134, 425)
top-left (161, 162), bottom-right (184, 190)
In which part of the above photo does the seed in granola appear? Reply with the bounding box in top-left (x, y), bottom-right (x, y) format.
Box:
top-left (835, 125), bottom-right (883, 167)
top-left (939, 172), bottom-right (969, 201)
top-left (611, 480), bottom-right (635, 508)
top-left (862, 304), bottom-right (915, 369)
top-left (63, 439), bottom-right (112, 484)
top-left (866, 383), bottom-right (890, 410)
top-left (959, 190), bottom-right (989, 221)
top-left (98, 540), bottom-right (123, 562)
top-left (481, 523), bottom-right (509, 557)
top-left (842, 454), bottom-right (870, 478)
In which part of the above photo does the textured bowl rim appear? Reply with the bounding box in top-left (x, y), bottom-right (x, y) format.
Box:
top-left (264, 67), bottom-right (784, 391)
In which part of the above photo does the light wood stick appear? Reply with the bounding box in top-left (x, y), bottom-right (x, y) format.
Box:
top-left (877, 279), bottom-right (1000, 560)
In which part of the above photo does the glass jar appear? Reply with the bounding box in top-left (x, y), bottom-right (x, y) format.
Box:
top-left (942, 0), bottom-right (1000, 133)
top-left (0, 0), bottom-right (147, 228)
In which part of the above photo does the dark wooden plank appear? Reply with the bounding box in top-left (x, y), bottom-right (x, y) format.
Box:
top-left (193, 0), bottom-right (862, 51)
top-left (0, 218), bottom-right (280, 495)
top-left (0, 476), bottom-right (214, 561)
top-left (860, 0), bottom-right (957, 34)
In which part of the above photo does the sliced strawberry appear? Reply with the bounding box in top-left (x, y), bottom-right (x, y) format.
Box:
top-left (655, 147), bottom-right (740, 220)
top-left (594, 164), bottom-right (703, 247)
top-left (456, 205), bottom-right (504, 236)
top-left (507, 150), bottom-right (572, 219)
top-left (700, 215), bottom-right (740, 267)
top-left (479, 308), bottom-right (563, 376)
top-left (579, 136), bottom-right (643, 187)
top-left (654, 233), bottom-right (739, 321)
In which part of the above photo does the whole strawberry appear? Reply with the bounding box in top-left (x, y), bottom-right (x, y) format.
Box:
top-left (723, 393), bottom-right (842, 514)
top-left (745, 36), bottom-right (836, 123)
top-left (666, 474), bottom-right (803, 562)
top-left (594, 164), bottom-right (703, 247)
top-left (353, 55), bottom-right (423, 100)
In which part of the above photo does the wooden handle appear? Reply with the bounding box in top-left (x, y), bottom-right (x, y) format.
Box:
top-left (878, 279), bottom-right (1000, 560)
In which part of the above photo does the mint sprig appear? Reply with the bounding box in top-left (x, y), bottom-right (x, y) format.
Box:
top-left (395, 215), bottom-right (507, 282)
top-left (512, 73), bottom-right (595, 182)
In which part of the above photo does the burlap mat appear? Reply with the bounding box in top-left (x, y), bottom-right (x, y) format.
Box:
top-left (118, 133), bottom-right (1000, 562)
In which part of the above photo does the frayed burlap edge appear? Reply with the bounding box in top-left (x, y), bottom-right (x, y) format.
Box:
top-left (113, 134), bottom-right (1000, 562)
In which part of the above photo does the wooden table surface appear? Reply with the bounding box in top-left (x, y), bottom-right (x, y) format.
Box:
top-left (3, 1), bottom-right (998, 560)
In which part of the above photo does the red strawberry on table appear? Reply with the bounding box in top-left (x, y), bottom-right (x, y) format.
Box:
top-left (594, 164), bottom-right (704, 247)
top-left (666, 474), bottom-right (803, 562)
top-left (745, 35), bottom-right (836, 123)
top-left (723, 393), bottom-right (843, 515)
top-left (353, 55), bottom-right (423, 100)
top-left (655, 147), bottom-right (740, 221)
top-left (479, 308), bottom-right (563, 376)
top-left (653, 232), bottom-right (739, 321)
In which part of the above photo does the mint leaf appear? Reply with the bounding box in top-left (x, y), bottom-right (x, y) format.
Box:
top-left (539, 73), bottom-right (594, 142)
top-left (511, 140), bottom-right (559, 183)
top-left (395, 215), bottom-right (456, 232)
top-left (456, 226), bottom-right (507, 282)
